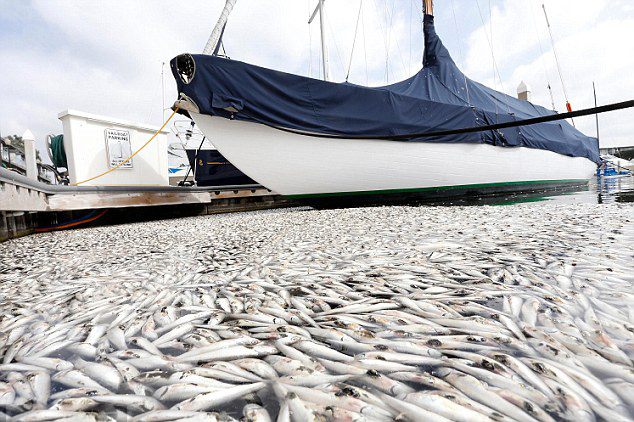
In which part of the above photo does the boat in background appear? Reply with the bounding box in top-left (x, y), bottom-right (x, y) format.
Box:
top-left (598, 154), bottom-right (633, 177)
top-left (170, 0), bottom-right (599, 205)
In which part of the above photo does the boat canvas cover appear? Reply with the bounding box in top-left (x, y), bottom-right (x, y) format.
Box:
top-left (172, 15), bottom-right (599, 164)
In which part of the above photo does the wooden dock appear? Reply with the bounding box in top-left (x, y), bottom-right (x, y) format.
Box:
top-left (0, 167), bottom-right (294, 242)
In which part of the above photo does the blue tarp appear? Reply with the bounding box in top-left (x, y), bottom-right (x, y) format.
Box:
top-left (171, 15), bottom-right (600, 164)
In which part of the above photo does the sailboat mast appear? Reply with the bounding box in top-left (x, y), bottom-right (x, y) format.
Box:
top-left (203, 0), bottom-right (237, 55)
top-left (423, 0), bottom-right (433, 16)
top-left (309, 0), bottom-right (331, 81)
top-left (318, 1), bottom-right (331, 81)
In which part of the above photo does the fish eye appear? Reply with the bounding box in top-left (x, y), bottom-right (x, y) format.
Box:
top-left (481, 360), bottom-right (495, 371)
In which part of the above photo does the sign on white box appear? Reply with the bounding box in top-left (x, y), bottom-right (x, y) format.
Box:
top-left (105, 129), bottom-right (133, 169)
top-left (58, 110), bottom-right (169, 186)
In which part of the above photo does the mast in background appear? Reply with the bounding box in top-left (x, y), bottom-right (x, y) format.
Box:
top-left (309, 0), bottom-right (331, 81)
top-left (203, 0), bottom-right (237, 55)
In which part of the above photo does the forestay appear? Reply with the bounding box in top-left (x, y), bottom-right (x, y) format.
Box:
top-left (172, 15), bottom-right (599, 164)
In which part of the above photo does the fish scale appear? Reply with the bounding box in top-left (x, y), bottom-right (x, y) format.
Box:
top-left (0, 204), bottom-right (633, 420)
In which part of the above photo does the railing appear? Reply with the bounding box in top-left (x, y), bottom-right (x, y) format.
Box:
top-left (1, 141), bottom-right (56, 184)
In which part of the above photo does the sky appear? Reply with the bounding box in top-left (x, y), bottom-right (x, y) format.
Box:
top-left (1, 0), bottom-right (633, 166)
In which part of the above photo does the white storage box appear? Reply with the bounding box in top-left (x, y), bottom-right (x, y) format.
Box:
top-left (58, 110), bottom-right (169, 186)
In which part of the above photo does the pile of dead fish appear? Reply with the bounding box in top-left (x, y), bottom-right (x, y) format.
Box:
top-left (1, 203), bottom-right (633, 421)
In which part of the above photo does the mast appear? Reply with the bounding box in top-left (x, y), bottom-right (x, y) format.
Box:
top-left (423, 0), bottom-right (433, 16)
top-left (203, 0), bottom-right (237, 55)
top-left (309, 0), bottom-right (331, 81)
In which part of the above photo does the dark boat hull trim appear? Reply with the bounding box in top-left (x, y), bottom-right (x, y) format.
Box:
top-left (288, 179), bottom-right (589, 206)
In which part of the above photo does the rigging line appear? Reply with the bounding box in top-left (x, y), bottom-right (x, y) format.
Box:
top-left (384, 0), bottom-right (409, 81)
top-left (489, 0), bottom-right (496, 105)
top-left (362, 2), bottom-right (368, 85)
top-left (326, 16), bottom-right (347, 79)
top-left (475, 0), bottom-right (498, 118)
top-left (237, 99), bottom-right (634, 141)
top-left (412, 0), bottom-right (423, 65)
top-left (390, 8), bottom-right (410, 80)
top-left (346, 0), bottom-right (364, 82)
top-left (308, 0), bottom-right (312, 78)
top-left (385, 0), bottom-right (391, 83)
top-left (409, 0), bottom-right (413, 74)
top-left (527, 0), bottom-right (556, 111)
top-left (490, 0), bottom-right (494, 88)
top-left (318, 42), bottom-right (322, 80)
top-left (542, 3), bottom-right (574, 126)
top-left (593, 82), bottom-right (600, 145)
top-left (371, 0), bottom-right (390, 84)
top-left (489, 0), bottom-right (501, 120)
top-left (317, 11), bottom-right (322, 81)
top-left (475, 0), bottom-right (511, 116)
top-left (450, 0), bottom-right (471, 106)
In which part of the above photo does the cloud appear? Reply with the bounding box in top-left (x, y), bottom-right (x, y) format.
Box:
top-left (460, 0), bottom-right (634, 147)
top-left (0, 0), bottom-right (632, 165)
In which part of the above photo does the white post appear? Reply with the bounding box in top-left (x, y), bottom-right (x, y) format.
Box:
top-left (22, 129), bottom-right (38, 181)
top-left (318, 0), bottom-right (331, 81)
top-left (203, 0), bottom-right (237, 55)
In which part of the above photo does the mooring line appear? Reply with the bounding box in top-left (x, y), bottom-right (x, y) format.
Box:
top-left (236, 99), bottom-right (634, 141)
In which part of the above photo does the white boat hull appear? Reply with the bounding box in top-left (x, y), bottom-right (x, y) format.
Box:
top-left (191, 113), bottom-right (596, 198)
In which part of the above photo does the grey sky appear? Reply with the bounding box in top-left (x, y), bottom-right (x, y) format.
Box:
top-left (1, 0), bottom-right (632, 165)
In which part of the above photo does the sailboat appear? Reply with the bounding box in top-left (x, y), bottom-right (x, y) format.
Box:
top-left (170, 0), bottom-right (599, 204)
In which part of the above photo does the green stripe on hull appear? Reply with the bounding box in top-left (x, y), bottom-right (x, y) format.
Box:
top-left (286, 179), bottom-right (589, 199)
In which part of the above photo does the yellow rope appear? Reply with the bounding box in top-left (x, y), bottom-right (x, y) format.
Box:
top-left (71, 106), bottom-right (180, 186)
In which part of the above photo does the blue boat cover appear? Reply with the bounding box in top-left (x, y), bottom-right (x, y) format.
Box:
top-left (172, 15), bottom-right (599, 164)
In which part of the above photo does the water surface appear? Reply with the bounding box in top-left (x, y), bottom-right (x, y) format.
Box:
top-left (418, 175), bottom-right (634, 207)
